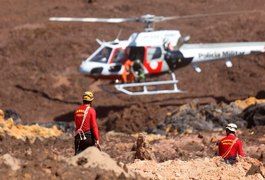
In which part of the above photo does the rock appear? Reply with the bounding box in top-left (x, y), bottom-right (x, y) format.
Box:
top-left (4, 109), bottom-right (22, 124)
top-left (244, 158), bottom-right (265, 178)
top-left (1, 154), bottom-right (21, 171)
top-left (67, 147), bottom-right (132, 177)
top-left (134, 133), bottom-right (156, 161)
top-left (240, 103), bottom-right (265, 128)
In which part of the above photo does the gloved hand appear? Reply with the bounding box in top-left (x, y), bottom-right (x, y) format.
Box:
top-left (95, 140), bottom-right (101, 151)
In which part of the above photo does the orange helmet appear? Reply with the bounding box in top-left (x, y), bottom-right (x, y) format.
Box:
top-left (83, 91), bottom-right (94, 101)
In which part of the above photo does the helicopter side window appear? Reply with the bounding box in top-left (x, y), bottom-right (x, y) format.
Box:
top-left (112, 49), bottom-right (126, 63)
top-left (90, 47), bottom-right (112, 63)
top-left (147, 47), bottom-right (162, 60)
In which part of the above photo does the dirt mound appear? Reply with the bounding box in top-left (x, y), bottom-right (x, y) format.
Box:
top-left (1, 122), bottom-right (265, 180)
top-left (67, 147), bottom-right (132, 177)
top-left (128, 157), bottom-right (265, 180)
top-left (232, 97), bottom-right (265, 110)
top-left (0, 109), bottom-right (62, 142)
top-left (103, 103), bottom-right (164, 133)
top-left (102, 97), bottom-right (265, 134)
top-left (1, 0), bottom-right (265, 179)
top-left (1, 0), bottom-right (265, 123)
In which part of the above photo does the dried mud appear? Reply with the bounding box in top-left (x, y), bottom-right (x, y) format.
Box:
top-left (1, 0), bottom-right (265, 179)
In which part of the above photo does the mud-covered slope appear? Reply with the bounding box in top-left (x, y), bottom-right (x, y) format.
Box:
top-left (1, 0), bottom-right (265, 123)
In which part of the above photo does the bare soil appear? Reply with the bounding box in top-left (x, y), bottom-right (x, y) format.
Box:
top-left (1, 0), bottom-right (265, 123)
top-left (1, 0), bottom-right (265, 179)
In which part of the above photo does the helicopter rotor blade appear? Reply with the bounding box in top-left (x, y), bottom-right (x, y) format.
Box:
top-left (158, 10), bottom-right (261, 22)
top-left (49, 10), bottom-right (262, 32)
top-left (49, 17), bottom-right (137, 23)
top-left (49, 10), bottom-right (261, 23)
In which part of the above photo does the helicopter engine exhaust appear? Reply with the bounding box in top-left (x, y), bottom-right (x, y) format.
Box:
top-left (164, 50), bottom-right (193, 71)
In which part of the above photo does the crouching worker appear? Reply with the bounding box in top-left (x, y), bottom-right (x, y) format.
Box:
top-left (131, 59), bottom-right (145, 82)
top-left (218, 123), bottom-right (244, 164)
top-left (74, 91), bottom-right (100, 155)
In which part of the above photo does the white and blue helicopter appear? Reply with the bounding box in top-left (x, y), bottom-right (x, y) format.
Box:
top-left (49, 11), bottom-right (265, 95)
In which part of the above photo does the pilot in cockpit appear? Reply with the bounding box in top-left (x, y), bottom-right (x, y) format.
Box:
top-left (100, 47), bottom-right (110, 62)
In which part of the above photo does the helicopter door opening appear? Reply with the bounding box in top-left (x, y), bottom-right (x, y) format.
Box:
top-left (128, 47), bottom-right (145, 63)
top-left (115, 46), bottom-right (183, 95)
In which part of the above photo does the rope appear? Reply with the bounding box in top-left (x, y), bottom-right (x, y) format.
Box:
top-left (222, 138), bottom-right (238, 159)
top-left (76, 106), bottom-right (90, 154)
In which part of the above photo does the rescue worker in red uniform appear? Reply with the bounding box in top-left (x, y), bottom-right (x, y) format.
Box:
top-left (74, 91), bottom-right (100, 155)
top-left (218, 123), bottom-right (244, 164)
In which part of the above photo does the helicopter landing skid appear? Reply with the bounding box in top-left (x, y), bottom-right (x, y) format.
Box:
top-left (115, 73), bottom-right (184, 95)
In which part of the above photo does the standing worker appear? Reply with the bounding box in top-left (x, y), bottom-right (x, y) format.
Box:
top-left (122, 58), bottom-right (134, 83)
top-left (218, 123), bottom-right (244, 164)
top-left (74, 91), bottom-right (100, 155)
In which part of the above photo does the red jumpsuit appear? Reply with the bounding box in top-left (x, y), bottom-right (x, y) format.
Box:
top-left (74, 105), bottom-right (99, 141)
top-left (218, 134), bottom-right (244, 159)
top-left (74, 105), bottom-right (99, 154)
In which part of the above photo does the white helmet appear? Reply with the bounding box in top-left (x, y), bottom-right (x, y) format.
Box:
top-left (226, 123), bottom-right (237, 132)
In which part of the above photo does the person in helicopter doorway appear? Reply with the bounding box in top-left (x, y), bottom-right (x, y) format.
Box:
top-left (74, 91), bottom-right (101, 155)
top-left (130, 59), bottom-right (146, 82)
top-left (122, 58), bottom-right (134, 83)
top-left (218, 123), bottom-right (244, 165)
top-left (121, 48), bottom-right (135, 83)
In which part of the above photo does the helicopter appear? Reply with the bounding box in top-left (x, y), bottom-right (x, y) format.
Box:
top-left (49, 11), bottom-right (265, 95)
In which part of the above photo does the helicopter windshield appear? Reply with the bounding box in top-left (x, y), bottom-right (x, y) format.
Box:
top-left (90, 47), bottom-right (112, 63)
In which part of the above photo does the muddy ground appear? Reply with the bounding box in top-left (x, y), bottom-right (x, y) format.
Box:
top-left (1, 116), bottom-right (265, 179)
top-left (1, 0), bottom-right (265, 123)
top-left (1, 0), bottom-right (265, 179)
